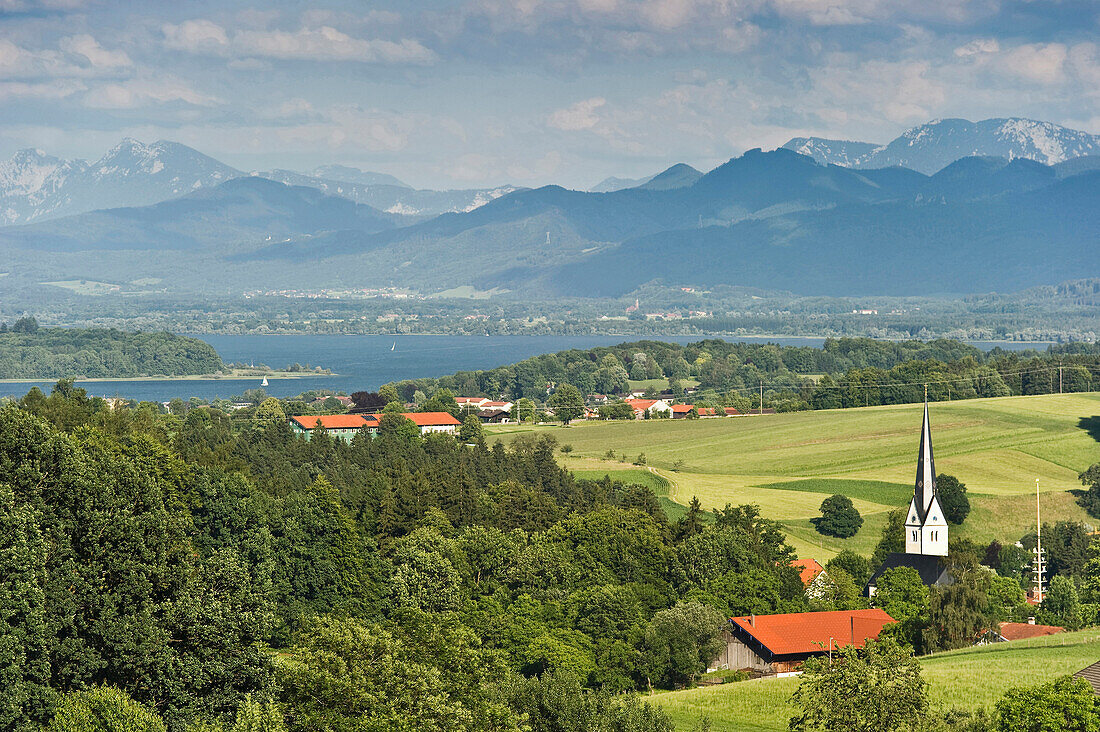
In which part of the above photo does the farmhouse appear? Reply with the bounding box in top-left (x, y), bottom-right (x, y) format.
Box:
top-left (711, 609), bottom-right (896, 676)
top-left (289, 414), bottom-right (371, 442)
top-left (624, 398), bottom-right (672, 418)
top-left (791, 558), bottom-right (831, 599)
top-left (290, 411), bottom-right (462, 438)
top-left (670, 404), bottom-right (697, 419)
top-left (867, 401), bottom-right (954, 595)
top-left (403, 411), bottom-right (462, 435)
top-left (977, 620), bottom-right (1064, 645)
top-left (455, 397), bottom-right (489, 411)
top-left (477, 408), bottom-right (511, 424)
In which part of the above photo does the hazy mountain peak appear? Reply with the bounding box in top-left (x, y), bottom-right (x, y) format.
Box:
top-left (782, 137), bottom-right (879, 167)
top-left (0, 149), bottom-right (67, 196)
top-left (590, 174), bottom-right (653, 193)
top-left (636, 163), bottom-right (703, 191)
top-left (785, 117), bottom-right (1100, 174)
top-left (312, 164), bottom-right (409, 189)
top-left (0, 138), bottom-right (242, 225)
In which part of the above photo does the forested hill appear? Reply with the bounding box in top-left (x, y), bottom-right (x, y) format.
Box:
top-left (386, 337), bottom-right (1100, 407)
top-left (0, 320), bottom-right (223, 378)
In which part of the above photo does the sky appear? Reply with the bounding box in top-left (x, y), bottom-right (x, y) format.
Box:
top-left (1, 0), bottom-right (1099, 189)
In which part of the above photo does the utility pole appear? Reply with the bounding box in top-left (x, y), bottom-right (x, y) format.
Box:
top-left (759, 381), bottom-right (763, 415)
top-left (1033, 478), bottom-right (1046, 604)
top-left (1059, 366), bottom-right (1063, 394)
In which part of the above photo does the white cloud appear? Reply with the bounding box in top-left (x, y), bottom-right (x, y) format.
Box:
top-left (1000, 43), bottom-right (1067, 84)
top-left (163, 20), bottom-right (435, 65)
top-left (235, 26), bottom-right (434, 64)
top-left (0, 79), bottom-right (84, 100)
top-left (0, 0), bottom-right (86, 10)
top-left (548, 97), bottom-right (606, 130)
top-left (162, 20), bottom-right (230, 52)
top-left (0, 37), bottom-right (130, 80)
top-left (954, 38), bottom-right (999, 57)
top-left (59, 35), bottom-right (132, 70)
top-left (84, 79), bottom-right (219, 109)
top-left (0, 39), bottom-right (58, 79)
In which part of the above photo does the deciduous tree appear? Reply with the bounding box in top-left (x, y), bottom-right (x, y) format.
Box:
top-left (789, 637), bottom-right (928, 732)
top-left (816, 494), bottom-right (863, 538)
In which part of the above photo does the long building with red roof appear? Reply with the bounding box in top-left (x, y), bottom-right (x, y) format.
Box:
top-left (289, 411), bottom-right (462, 440)
top-left (289, 414), bottom-right (371, 442)
top-left (711, 608), bottom-right (896, 676)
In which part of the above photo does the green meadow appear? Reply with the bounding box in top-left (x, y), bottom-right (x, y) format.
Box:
top-left (490, 393), bottom-right (1100, 560)
top-left (654, 629), bottom-right (1100, 731)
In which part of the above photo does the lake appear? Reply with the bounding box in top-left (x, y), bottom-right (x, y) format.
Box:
top-left (0, 334), bottom-right (1058, 403)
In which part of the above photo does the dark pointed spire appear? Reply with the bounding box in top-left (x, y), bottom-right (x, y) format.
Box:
top-left (914, 399), bottom-right (937, 521)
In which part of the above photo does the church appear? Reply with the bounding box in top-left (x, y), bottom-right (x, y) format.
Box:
top-left (866, 401), bottom-right (954, 595)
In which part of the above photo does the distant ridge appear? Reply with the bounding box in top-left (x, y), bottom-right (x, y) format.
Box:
top-left (782, 118), bottom-right (1100, 174)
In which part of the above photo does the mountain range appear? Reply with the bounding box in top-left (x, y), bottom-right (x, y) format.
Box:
top-left (0, 117), bottom-right (1098, 300)
top-left (782, 118), bottom-right (1100, 174)
top-left (0, 140), bottom-right (517, 225)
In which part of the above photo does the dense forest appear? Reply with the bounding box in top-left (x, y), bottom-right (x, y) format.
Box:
top-left (387, 337), bottom-right (1100, 413)
top-left (1, 382), bottom-right (1097, 730)
top-left (1, 382), bottom-right (802, 730)
top-left (0, 320), bottom-right (224, 378)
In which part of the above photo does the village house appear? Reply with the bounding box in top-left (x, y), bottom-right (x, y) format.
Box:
top-left (624, 398), bottom-right (672, 419)
top-left (455, 397), bottom-right (490, 411)
top-left (976, 620), bottom-right (1064, 645)
top-left (477, 408), bottom-right (511, 424)
top-left (697, 407), bottom-right (741, 418)
top-left (670, 404), bottom-right (697, 419)
top-left (290, 411), bottom-right (462, 439)
top-left (403, 411), bottom-right (462, 435)
top-left (310, 395), bottom-right (353, 407)
top-left (711, 609), bottom-right (896, 676)
top-left (791, 558), bottom-right (830, 600)
top-left (289, 414), bottom-right (371, 442)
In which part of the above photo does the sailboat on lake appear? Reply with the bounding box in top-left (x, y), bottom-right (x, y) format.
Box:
top-left (261, 376), bottom-right (269, 387)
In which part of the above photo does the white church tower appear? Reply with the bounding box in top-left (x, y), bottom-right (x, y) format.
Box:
top-left (904, 401), bottom-right (949, 556)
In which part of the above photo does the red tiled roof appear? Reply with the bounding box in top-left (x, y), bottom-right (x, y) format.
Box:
top-left (481, 401), bottom-right (511, 408)
top-left (625, 399), bottom-right (657, 410)
top-left (731, 609), bottom-right (895, 656)
top-left (671, 404), bottom-right (694, 413)
top-left (290, 414), bottom-right (368, 430)
top-left (403, 412), bottom-right (462, 426)
top-left (791, 558), bottom-right (826, 586)
top-left (455, 397), bottom-right (485, 404)
top-left (998, 622), bottom-right (1063, 641)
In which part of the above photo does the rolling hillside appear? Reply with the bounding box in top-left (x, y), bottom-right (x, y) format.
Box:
top-left (490, 393), bottom-right (1100, 559)
top-left (656, 628), bottom-right (1100, 731)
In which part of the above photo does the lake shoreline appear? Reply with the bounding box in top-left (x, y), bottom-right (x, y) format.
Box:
top-left (0, 370), bottom-right (338, 384)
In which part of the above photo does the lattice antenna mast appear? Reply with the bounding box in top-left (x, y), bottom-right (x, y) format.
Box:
top-left (1033, 478), bottom-right (1046, 603)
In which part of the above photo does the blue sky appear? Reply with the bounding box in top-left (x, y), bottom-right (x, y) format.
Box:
top-left (1, 0), bottom-right (1098, 188)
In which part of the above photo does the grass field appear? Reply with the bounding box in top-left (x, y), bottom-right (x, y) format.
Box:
top-left (489, 393), bottom-right (1100, 560)
top-left (655, 629), bottom-right (1100, 731)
